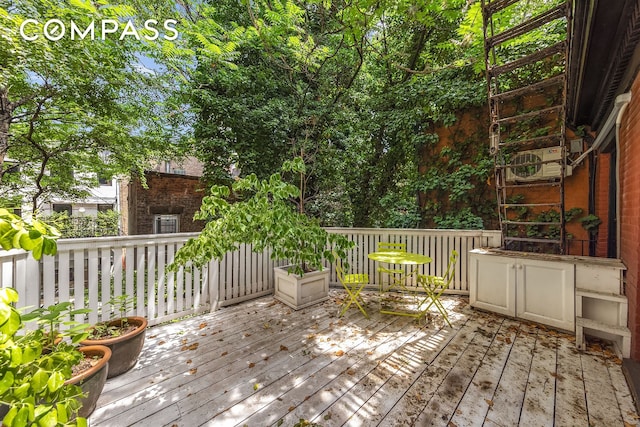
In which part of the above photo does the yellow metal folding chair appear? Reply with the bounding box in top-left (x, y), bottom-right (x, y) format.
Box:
top-left (335, 262), bottom-right (369, 318)
top-left (417, 250), bottom-right (458, 326)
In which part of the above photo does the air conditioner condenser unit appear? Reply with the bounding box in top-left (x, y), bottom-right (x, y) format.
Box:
top-left (505, 147), bottom-right (573, 182)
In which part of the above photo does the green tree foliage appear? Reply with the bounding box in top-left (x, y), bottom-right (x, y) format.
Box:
top-left (41, 210), bottom-right (119, 238)
top-left (187, 0), bottom-right (500, 228)
top-left (0, 0), bottom-right (182, 214)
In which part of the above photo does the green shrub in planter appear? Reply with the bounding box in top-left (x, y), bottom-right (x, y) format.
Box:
top-left (172, 157), bottom-right (354, 274)
top-left (0, 289), bottom-right (87, 427)
top-left (0, 209), bottom-right (87, 426)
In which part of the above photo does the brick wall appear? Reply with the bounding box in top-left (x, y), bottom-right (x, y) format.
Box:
top-left (619, 71), bottom-right (640, 359)
top-left (124, 172), bottom-right (206, 235)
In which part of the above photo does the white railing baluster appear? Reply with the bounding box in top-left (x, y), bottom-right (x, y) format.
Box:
top-left (100, 248), bottom-right (110, 320)
top-left (157, 244), bottom-right (166, 319)
top-left (42, 255), bottom-right (56, 307)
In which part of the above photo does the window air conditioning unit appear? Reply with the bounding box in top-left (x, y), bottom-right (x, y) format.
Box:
top-left (505, 147), bottom-right (572, 182)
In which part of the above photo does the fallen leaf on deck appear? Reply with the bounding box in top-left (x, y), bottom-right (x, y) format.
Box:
top-left (221, 351), bottom-right (228, 356)
top-left (280, 345), bottom-right (289, 351)
top-left (288, 407), bottom-right (295, 412)
top-left (149, 335), bottom-right (157, 339)
top-left (181, 343), bottom-right (199, 351)
top-left (346, 369), bottom-right (355, 375)
top-left (199, 322), bottom-right (207, 329)
top-left (248, 362), bottom-right (255, 368)
top-left (304, 396), bottom-right (310, 401)
top-left (623, 422), bottom-right (637, 427)
top-left (243, 333), bottom-right (252, 338)
top-left (505, 337), bottom-right (512, 344)
top-left (485, 399), bottom-right (494, 408)
top-left (158, 340), bottom-right (166, 345)
top-left (335, 350), bottom-right (344, 356)
top-left (181, 338), bottom-right (188, 345)
top-left (448, 422), bottom-right (457, 427)
top-left (263, 356), bottom-right (270, 361)
top-left (253, 383), bottom-right (260, 390)
top-left (186, 359), bottom-right (192, 364)
top-left (189, 368), bottom-right (197, 375)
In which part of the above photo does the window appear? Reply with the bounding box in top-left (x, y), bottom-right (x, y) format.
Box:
top-left (53, 204), bottom-right (72, 215)
top-left (154, 215), bottom-right (179, 234)
top-left (97, 204), bottom-right (113, 212)
top-left (98, 175), bottom-right (112, 186)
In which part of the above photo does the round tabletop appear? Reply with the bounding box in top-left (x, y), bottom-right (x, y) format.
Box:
top-left (367, 251), bottom-right (432, 265)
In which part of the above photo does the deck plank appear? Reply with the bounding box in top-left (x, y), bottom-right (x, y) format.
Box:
top-left (482, 322), bottom-right (538, 426)
top-left (554, 332), bottom-right (589, 426)
top-left (448, 318), bottom-right (519, 426)
top-left (582, 345), bottom-right (626, 426)
top-left (408, 313), bottom-right (504, 426)
top-left (518, 327), bottom-right (557, 426)
top-left (86, 292), bottom-right (639, 427)
top-left (192, 310), bottom-right (392, 425)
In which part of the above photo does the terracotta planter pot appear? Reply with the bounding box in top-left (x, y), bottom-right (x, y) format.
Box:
top-left (80, 316), bottom-right (147, 378)
top-left (66, 345), bottom-right (111, 418)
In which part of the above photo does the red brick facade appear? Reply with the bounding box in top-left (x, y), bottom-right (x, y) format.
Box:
top-left (619, 72), bottom-right (640, 358)
top-left (121, 172), bottom-right (206, 235)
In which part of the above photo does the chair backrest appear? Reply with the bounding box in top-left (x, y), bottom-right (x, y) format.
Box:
top-left (335, 261), bottom-right (346, 283)
top-left (440, 250), bottom-right (459, 289)
top-left (377, 242), bottom-right (406, 252)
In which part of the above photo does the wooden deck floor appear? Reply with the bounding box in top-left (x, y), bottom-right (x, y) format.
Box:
top-left (90, 291), bottom-right (639, 426)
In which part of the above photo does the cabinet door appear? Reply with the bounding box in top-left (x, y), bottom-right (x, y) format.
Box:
top-left (469, 253), bottom-right (516, 317)
top-left (516, 259), bottom-right (575, 331)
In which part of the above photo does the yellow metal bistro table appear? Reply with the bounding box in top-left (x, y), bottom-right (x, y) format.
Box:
top-left (367, 250), bottom-right (432, 318)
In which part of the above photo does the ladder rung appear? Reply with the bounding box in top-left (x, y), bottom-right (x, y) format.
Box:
top-left (486, 5), bottom-right (566, 48)
top-left (501, 181), bottom-right (561, 189)
top-left (504, 236), bottom-right (561, 244)
top-left (483, 0), bottom-right (521, 17)
top-left (503, 220), bottom-right (561, 226)
top-left (497, 105), bottom-right (563, 125)
top-left (500, 203), bottom-right (561, 208)
top-left (491, 75), bottom-right (564, 102)
top-left (488, 41), bottom-right (565, 77)
top-left (496, 157), bottom-right (563, 169)
top-left (499, 133), bottom-right (564, 148)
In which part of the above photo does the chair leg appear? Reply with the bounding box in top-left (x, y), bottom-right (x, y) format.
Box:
top-left (339, 285), bottom-right (368, 318)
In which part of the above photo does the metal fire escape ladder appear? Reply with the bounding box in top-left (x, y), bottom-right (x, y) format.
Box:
top-left (482, 0), bottom-right (570, 254)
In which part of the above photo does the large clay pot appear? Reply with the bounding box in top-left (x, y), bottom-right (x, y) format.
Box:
top-left (66, 345), bottom-right (111, 418)
top-left (80, 316), bottom-right (147, 378)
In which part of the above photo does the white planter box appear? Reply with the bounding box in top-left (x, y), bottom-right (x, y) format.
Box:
top-left (273, 266), bottom-right (330, 310)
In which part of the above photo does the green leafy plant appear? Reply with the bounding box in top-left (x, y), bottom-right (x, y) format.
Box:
top-left (579, 214), bottom-right (602, 233)
top-left (0, 211), bottom-right (89, 425)
top-left (21, 303), bottom-right (91, 349)
top-left (86, 295), bottom-right (136, 340)
top-left (0, 289), bottom-right (87, 427)
top-left (172, 157), bottom-right (354, 275)
top-left (0, 209), bottom-right (60, 260)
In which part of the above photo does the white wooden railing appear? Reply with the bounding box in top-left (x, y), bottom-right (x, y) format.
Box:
top-left (0, 228), bottom-right (500, 326)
